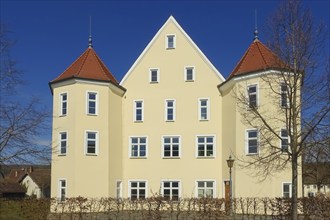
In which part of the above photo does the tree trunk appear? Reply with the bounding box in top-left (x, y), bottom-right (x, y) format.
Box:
top-left (291, 154), bottom-right (298, 219)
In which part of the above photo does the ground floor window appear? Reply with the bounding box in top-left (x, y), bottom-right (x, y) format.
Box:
top-left (129, 181), bottom-right (146, 200)
top-left (282, 183), bottom-right (292, 198)
top-left (196, 181), bottom-right (215, 198)
top-left (162, 181), bottom-right (180, 200)
top-left (59, 179), bottom-right (66, 202)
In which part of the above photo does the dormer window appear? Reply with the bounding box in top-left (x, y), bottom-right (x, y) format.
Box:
top-left (166, 35), bottom-right (176, 49)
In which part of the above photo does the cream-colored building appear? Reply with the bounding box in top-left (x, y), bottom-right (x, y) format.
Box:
top-left (50, 16), bottom-right (301, 200)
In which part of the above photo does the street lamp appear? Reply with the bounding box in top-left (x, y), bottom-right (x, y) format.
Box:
top-left (226, 155), bottom-right (235, 215)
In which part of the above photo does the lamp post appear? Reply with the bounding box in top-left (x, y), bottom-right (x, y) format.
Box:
top-left (226, 155), bottom-right (235, 216)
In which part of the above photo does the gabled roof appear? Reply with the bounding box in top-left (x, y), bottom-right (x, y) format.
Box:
top-left (20, 169), bottom-right (51, 188)
top-left (120, 15), bottom-right (225, 85)
top-left (228, 39), bottom-right (286, 79)
top-left (50, 47), bottom-right (119, 85)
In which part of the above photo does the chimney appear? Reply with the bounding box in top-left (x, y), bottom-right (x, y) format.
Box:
top-left (29, 166), bottom-right (33, 173)
top-left (15, 171), bottom-right (18, 177)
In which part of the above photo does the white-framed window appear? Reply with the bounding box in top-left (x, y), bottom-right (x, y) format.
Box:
top-left (58, 179), bottom-right (66, 202)
top-left (166, 34), bottom-right (176, 49)
top-left (149, 68), bottom-right (159, 83)
top-left (85, 131), bottom-right (98, 155)
top-left (161, 180), bottom-right (180, 200)
top-left (280, 83), bottom-right (289, 108)
top-left (196, 180), bottom-right (215, 198)
top-left (280, 129), bottom-right (289, 152)
top-left (282, 182), bottom-right (292, 198)
top-left (129, 181), bottom-right (147, 200)
top-left (247, 84), bottom-right (258, 109)
top-left (165, 99), bottom-right (176, 121)
top-left (130, 137), bottom-right (147, 158)
top-left (246, 129), bottom-right (259, 155)
top-left (134, 100), bottom-right (144, 122)
top-left (116, 180), bottom-right (122, 199)
top-left (87, 91), bottom-right (98, 115)
top-left (196, 136), bottom-right (215, 157)
top-left (185, 66), bottom-right (195, 81)
top-left (60, 93), bottom-right (67, 116)
top-left (59, 132), bottom-right (67, 155)
top-left (162, 136), bottom-right (180, 158)
top-left (199, 98), bottom-right (210, 120)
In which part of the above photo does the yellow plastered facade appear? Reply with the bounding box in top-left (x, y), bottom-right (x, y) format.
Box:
top-left (50, 16), bottom-right (302, 200)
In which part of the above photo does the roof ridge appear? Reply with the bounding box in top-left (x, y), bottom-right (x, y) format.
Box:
top-left (93, 50), bottom-right (118, 83)
top-left (255, 41), bottom-right (268, 67)
top-left (76, 48), bottom-right (90, 78)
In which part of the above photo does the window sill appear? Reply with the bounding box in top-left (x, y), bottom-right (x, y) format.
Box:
top-left (199, 119), bottom-right (209, 122)
top-left (185, 80), bottom-right (194, 82)
top-left (166, 47), bottom-right (175, 50)
top-left (58, 154), bottom-right (67, 157)
top-left (150, 81), bottom-right (159, 84)
top-left (59, 115), bottom-right (67, 117)
top-left (162, 157), bottom-right (181, 159)
top-left (166, 120), bottom-right (175, 122)
top-left (134, 121), bottom-right (144, 123)
top-left (196, 156), bottom-right (215, 159)
top-left (85, 153), bottom-right (98, 156)
top-left (87, 114), bottom-right (98, 116)
top-left (246, 153), bottom-right (259, 156)
top-left (130, 157), bottom-right (147, 159)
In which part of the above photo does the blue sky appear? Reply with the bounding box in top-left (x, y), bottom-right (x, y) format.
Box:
top-left (1, 0), bottom-right (329, 145)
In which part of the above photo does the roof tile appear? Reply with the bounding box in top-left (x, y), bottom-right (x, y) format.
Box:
top-left (51, 47), bottom-right (118, 84)
top-left (229, 39), bottom-right (286, 79)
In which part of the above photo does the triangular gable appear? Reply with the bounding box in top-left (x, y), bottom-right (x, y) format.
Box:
top-left (120, 15), bottom-right (224, 85)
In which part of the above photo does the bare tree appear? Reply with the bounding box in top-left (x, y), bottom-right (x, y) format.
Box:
top-left (234, 1), bottom-right (329, 219)
top-left (0, 23), bottom-right (51, 169)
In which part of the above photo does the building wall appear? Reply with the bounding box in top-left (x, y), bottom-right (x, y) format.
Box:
top-left (220, 73), bottom-right (302, 198)
top-left (51, 80), bottom-right (123, 198)
top-left (121, 18), bottom-right (224, 198)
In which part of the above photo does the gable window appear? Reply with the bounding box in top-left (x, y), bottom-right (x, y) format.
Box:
top-left (150, 68), bottom-right (159, 83)
top-left (162, 181), bottom-right (180, 200)
top-left (282, 183), bottom-right (292, 198)
top-left (59, 179), bottom-right (66, 202)
top-left (59, 132), bottom-right (67, 155)
top-left (129, 181), bottom-right (146, 200)
top-left (247, 85), bottom-right (258, 108)
top-left (165, 100), bottom-right (175, 121)
top-left (60, 93), bottom-right (67, 116)
top-left (130, 137), bottom-right (147, 158)
top-left (199, 98), bottom-right (210, 120)
top-left (196, 181), bottom-right (215, 198)
top-left (197, 136), bottom-right (215, 157)
top-left (280, 83), bottom-right (289, 108)
top-left (166, 35), bottom-right (176, 49)
top-left (85, 131), bottom-right (98, 155)
top-left (134, 100), bottom-right (144, 122)
top-left (246, 129), bottom-right (258, 155)
top-left (185, 67), bottom-right (195, 81)
top-left (87, 92), bottom-right (98, 115)
top-left (162, 136), bottom-right (180, 158)
top-left (281, 129), bottom-right (289, 152)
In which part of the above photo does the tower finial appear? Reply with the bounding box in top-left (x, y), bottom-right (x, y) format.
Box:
top-left (88, 16), bottom-right (93, 48)
top-left (254, 9), bottom-right (259, 41)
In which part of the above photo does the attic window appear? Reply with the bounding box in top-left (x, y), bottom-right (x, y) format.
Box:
top-left (166, 35), bottom-right (176, 49)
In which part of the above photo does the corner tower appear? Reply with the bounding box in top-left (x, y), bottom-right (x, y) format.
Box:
top-left (49, 43), bottom-right (125, 199)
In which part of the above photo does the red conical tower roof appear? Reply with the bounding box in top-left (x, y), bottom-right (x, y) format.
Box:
top-left (228, 39), bottom-right (286, 79)
top-left (51, 47), bottom-right (118, 85)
